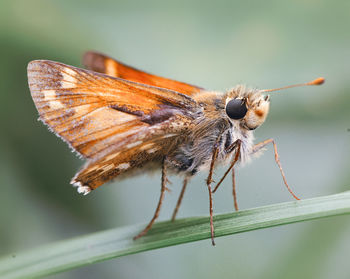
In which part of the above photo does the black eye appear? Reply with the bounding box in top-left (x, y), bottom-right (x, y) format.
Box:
top-left (226, 98), bottom-right (247, 120)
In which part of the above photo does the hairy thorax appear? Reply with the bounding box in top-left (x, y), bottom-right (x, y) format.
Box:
top-left (166, 90), bottom-right (255, 176)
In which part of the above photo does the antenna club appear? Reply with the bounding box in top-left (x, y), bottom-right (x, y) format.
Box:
top-left (309, 77), bottom-right (325, 86)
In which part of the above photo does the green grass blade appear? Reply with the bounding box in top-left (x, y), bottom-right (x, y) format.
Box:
top-left (1, 191), bottom-right (350, 279)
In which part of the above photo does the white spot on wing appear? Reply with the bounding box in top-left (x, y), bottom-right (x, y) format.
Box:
top-left (40, 89), bottom-right (65, 109)
top-left (162, 133), bottom-right (177, 138)
top-left (61, 68), bottom-right (77, 88)
top-left (42, 89), bottom-right (57, 100)
top-left (49, 100), bottom-right (65, 109)
top-left (116, 163), bottom-right (130, 170)
top-left (147, 147), bottom-right (159, 154)
top-left (126, 141), bottom-right (142, 149)
top-left (101, 164), bottom-right (115, 173)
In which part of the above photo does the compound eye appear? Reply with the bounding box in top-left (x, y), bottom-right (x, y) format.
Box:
top-left (226, 98), bottom-right (247, 120)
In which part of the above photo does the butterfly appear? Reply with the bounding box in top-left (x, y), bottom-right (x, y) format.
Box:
top-left (27, 51), bottom-right (324, 245)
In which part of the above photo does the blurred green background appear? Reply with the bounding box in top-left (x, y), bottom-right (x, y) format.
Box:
top-left (1, 0), bottom-right (349, 278)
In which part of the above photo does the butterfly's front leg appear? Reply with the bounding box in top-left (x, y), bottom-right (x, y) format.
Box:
top-left (206, 132), bottom-right (235, 245)
top-left (212, 140), bottom-right (242, 212)
top-left (134, 157), bottom-right (168, 240)
top-left (251, 138), bottom-right (299, 200)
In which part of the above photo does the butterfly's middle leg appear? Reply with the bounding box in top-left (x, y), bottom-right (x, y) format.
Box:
top-left (134, 157), bottom-right (168, 240)
top-left (205, 137), bottom-right (225, 246)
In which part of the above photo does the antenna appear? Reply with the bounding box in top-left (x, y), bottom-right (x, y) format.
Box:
top-left (260, 77), bottom-right (325, 93)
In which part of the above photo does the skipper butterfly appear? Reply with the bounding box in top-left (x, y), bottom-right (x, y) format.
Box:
top-left (27, 51), bottom-right (324, 245)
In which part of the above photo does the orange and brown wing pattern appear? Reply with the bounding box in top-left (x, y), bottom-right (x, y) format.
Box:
top-left (71, 127), bottom-right (183, 192)
top-left (28, 60), bottom-right (199, 159)
top-left (28, 60), bottom-right (201, 193)
top-left (83, 51), bottom-right (203, 96)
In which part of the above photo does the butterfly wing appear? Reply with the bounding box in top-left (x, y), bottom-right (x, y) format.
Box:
top-left (83, 51), bottom-right (203, 96)
top-left (28, 60), bottom-right (201, 192)
top-left (70, 131), bottom-right (181, 192)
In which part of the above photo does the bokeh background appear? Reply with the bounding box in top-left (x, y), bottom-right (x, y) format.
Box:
top-left (1, 0), bottom-right (350, 278)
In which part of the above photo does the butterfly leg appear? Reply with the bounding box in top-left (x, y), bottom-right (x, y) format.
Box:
top-left (252, 138), bottom-right (299, 200)
top-left (171, 177), bottom-right (189, 221)
top-left (134, 157), bottom-right (168, 240)
top-left (206, 139), bottom-right (223, 246)
top-left (212, 139), bottom-right (241, 194)
top-left (231, 168), bottom-right (239, 211)
top-left (211, 139), bottom-right (241, 213)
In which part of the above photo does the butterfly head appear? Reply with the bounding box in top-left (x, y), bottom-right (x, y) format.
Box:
top-left (224, 77), bottom-right (325, 130)
top-left (225, 85), bottom-right (270, 131)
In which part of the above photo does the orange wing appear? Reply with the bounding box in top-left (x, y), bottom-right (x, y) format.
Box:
top-left (28, 60), bottom-right (201, 192)
top-left (83, 51), bottom-right (203, 96)
top-left (71, 133), bottom-right (179, 191)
